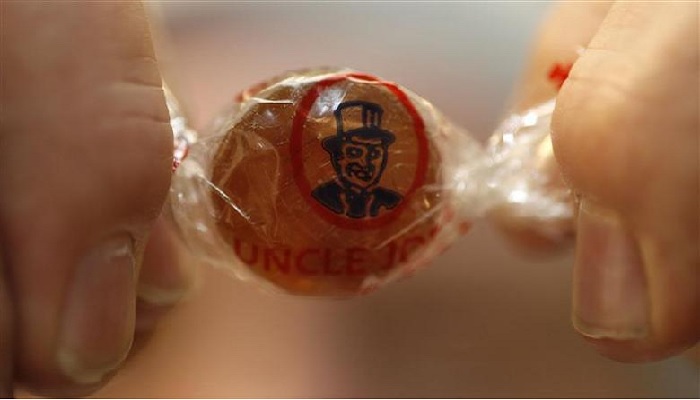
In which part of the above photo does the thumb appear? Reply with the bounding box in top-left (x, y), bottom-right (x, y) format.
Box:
top-left (1, 2), bottom-right (172, 394)
top-left (552, 2), bottom-right (699, 362)
top-left (0, 252), bottom-right (13, 397)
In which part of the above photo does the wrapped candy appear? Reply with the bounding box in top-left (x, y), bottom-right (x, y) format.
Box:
top-left (168, 68), bottom-right (573, 297)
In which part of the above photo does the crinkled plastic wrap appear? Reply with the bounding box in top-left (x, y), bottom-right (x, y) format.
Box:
top-left (485, 99), bottom-right (575, 246)
top-left (168, 68), bottom-right (573, 297)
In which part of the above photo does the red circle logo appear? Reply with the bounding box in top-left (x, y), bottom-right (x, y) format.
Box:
top-left (290, 73), bottom-right (429, 230)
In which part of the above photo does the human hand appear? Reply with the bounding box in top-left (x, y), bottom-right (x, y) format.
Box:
top-left (496, 1), bottom-right (698, 362)
top-left (0, 2), bottom-right (192, 396)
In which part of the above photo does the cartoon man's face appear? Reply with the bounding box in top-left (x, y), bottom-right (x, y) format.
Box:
top-left (334, 137), bottom-right (388, 189)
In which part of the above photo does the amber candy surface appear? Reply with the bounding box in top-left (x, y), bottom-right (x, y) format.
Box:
top-left (209, 70), bottom-right (449, 296)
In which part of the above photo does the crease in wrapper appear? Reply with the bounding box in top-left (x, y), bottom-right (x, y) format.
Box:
top-left (166, 69), bottom-right (573, 297)
top-left (485, 99), bottom-right (575, 243)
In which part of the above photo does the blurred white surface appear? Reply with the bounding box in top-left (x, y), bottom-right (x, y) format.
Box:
top-left (96, 3), bottom-right (698, 397)
top-left (155, 2), bottom-right (546, 135)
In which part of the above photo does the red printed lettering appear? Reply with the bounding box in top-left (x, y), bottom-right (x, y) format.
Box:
top-left (382, 241), bottom-right (398, 270)
top-left (263, 248), bottom-right (291, 273)
top-left (345, 248), bottom-right (367, 276)
top-left (321, 249), bottom-right (343, 276)
top-left (298, 248), bottom-right (320, 276)
top-left (234, 238), bottom-right (259, 264)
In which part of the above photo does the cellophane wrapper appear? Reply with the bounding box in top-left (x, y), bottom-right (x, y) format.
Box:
top-left (167, 68), bottom-right (572, 297)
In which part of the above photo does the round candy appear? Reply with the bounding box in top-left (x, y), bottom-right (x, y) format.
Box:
top-left (207, 69), bottom-right (461, 296)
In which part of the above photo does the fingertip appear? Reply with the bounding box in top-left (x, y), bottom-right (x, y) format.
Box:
top-left (0, 253), bottom-right (14, 398)
top-left (136, 215), bottom-right (194, 332)
top-left (572, 199), bottom-right (699, 363)
top-left (489, 207), bottom-right (575, 257)
top-left (578, 335), bottom-right (698, 364)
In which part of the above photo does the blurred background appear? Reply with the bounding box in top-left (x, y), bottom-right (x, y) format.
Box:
top-left (96, 2), bottom-right (697, 397)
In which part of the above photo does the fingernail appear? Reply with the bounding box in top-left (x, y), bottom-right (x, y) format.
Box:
top-left (58, 235), bottom-right (136, 384)
top-left (137, 283), bottom-right (187, 307)
top-left (137, 221), bottom-right (192, 307)
top-left (573, 199), bottom-right (649, 340)
top-left (0, 253), bottom-right (13, 398)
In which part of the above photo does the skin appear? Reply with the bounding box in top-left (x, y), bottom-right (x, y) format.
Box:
top-left (0, 2), bottom-right (191, 397)
top-left (551, 2), bottom-right (698, 362)
top-left (502, 1), bottom-right (698, 362)
top-left (0, 0), bottom-right (697, 397)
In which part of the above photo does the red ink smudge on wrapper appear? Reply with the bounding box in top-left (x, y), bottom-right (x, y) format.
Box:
top-left (548, 62), bottom-right (573, 90)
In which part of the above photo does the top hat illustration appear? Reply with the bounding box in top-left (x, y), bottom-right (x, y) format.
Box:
top-left (321, 101), bottom-right (396, 153)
